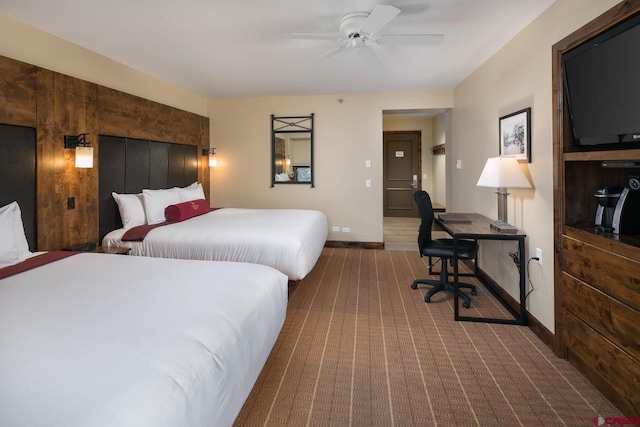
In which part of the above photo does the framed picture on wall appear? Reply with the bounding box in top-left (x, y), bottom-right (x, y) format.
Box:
top-left (499, 108), bottom-right (531, 162)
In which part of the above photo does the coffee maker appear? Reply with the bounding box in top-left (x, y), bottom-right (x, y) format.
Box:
top-left (594, 177), bottom-right (640, 234)
top-left (594, 187), bottom-right (623, 232)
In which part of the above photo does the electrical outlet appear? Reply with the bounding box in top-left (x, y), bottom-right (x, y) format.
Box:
top-left (366, 179), bottom-right (371, 187)
top-left (535, 248), bottom-right (542, 265)
top-left (332, 226), bottom-right (340, 232)
top-left (342, 227), bottom-right (350, 233)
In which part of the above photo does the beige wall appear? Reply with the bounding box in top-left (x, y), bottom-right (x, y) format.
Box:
top-left (449, 0), bottom-right (620, 331)
top-left (0, 13), bottom-right (207, 116)
top-left (431, 112), bottom-right (448, 206)
top-left (209, 91), bottom-right (453, 243)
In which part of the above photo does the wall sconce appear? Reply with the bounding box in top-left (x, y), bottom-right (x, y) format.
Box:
top-left (203, 148), bottom-right (218, 167)
top-left (476, 156), bottom-right (532, 233)
top-left (64, 133), bottom-right (93, 168)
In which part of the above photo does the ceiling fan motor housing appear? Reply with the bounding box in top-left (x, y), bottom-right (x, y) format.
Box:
top-left (340, 12), bottom-right (369, 38)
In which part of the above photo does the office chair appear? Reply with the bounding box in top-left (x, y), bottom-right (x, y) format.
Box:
top-left (410, 190), bottom-right (478, 308)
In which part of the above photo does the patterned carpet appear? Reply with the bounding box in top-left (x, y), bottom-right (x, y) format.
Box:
top-left (234, 248), bottom-right (620, 426)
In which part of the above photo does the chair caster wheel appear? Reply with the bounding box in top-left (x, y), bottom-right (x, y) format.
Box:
top-left (410, 283), bottom-right (418, 290)
top-left (463, 301), bottom-right (470, 309)
top-left (471, 289), bottom-right (477, 296)
top-left (424, 297), bottom-right (431, 303)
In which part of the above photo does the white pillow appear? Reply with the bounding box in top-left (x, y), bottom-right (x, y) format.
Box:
top-left (11, 202), bottom-right (30, 259)
top-left (0, 204), bottom-right (19, 268)
top-left (112, 192), bottom-right (147, 230)
top-left (175, 182), bottom-right (205, 202)
top-left (0, 201), bottom-right (30, 268)
top-left (142, 188), bottom-right (181, 225)
top-left (184, 181), bottom-right (199, 190)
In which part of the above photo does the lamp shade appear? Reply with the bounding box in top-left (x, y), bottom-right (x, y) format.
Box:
top-left (75, 146), bottom-right (94, 168)
top-left (476, 157), bottom-right (531, 188)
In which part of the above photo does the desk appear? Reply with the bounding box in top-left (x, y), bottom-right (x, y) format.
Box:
top-left (435, 213), bottom-right (527, 325)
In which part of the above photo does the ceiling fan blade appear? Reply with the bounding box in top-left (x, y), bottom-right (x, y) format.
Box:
top-left (394, 2), bottom-right (430, 16)
top-left (358, 46), bottom-right (382, 69)
top-left (358, 4), bottom-right (400, 35)
top-left (380, 34), bottom-right (444, 46)
top-left (285, 32), bottom-right (341, 41)
top-left (303, 46), bottom-right (346, 68)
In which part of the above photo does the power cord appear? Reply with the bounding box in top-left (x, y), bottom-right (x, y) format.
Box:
top-left (508, 251), bottom-right (520, 272)
top-left (428, 258), bottom-right (443, 270)
top-left (525, 257), bottom-right (540, 300)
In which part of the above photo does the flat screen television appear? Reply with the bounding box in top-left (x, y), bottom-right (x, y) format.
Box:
top-left (562, 12), bottom-right (640, 149)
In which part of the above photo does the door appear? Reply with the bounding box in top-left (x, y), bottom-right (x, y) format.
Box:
top-left (383, 131), bottom-right (421, 217)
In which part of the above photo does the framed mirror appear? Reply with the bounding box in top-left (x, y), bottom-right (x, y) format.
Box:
top-left (271, 114), bottom-right (314, 187)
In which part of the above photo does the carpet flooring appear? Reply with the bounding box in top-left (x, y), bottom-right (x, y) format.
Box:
top-left (234, 248), bottom-right (620, 426)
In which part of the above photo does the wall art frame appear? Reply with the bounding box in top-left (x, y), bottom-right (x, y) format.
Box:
top-left (499, 107), bottom-right (531, 162)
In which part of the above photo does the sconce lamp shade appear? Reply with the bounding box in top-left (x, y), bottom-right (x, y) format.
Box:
top-left (476, 156), bottom-right (531, 233)
top-left (476, 157), bottom-right (531, 189)
top-left (65, 134), bottom-right (93, 168)
top-left (203, 148), bottom-right (217, 167)
top-left (75, 146), bottom-right (94, 168)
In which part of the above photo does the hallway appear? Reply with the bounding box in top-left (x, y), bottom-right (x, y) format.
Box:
top-left (383, 216), bottom-right (447, 251)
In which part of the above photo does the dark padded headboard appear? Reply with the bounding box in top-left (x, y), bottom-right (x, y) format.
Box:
top-left (99, 135), bottom-right (199, 241)
top-left (0, 124), bottom-right (37, 251)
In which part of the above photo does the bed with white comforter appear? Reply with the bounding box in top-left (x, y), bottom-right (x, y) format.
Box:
top-left (103, 207), bottom-right (328, 280)
top-left (0, 252), bottom-right (287, 427)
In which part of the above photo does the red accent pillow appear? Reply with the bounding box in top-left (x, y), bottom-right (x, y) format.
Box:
top-left (164, 199), bottom-right (209, 222)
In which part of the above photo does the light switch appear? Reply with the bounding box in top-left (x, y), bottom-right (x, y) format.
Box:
top-left (456, 160), bottom-right (462, 169)
top-left (365, 160), bottom-right (371, 168)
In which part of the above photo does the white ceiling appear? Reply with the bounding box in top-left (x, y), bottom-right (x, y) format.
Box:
top-left (0, 0), bottom-right (555, 99)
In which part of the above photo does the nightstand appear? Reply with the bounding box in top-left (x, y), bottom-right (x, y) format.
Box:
top-left (95, 246), bottom-right (131, 255)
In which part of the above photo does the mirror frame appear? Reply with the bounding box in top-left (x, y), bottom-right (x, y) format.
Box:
top-left (271, 114), bottom-right (314, 187)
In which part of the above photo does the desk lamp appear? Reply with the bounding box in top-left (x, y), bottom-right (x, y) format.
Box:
top-left (476, 156), bottom-right (532, 233)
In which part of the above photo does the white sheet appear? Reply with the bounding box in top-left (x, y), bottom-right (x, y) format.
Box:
top-left (103, 208), bottom-right (328, 280)
top-left (0, 253), bottom-right (288, 427)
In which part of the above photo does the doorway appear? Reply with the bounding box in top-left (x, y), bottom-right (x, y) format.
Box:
top-left (383, 131), bottom-right (421, 217)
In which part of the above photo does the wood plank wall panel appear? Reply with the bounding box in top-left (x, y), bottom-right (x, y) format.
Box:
top-left (36, 69), bottom-right (99, 250)
top-left (97, 86), bottom-right (210, 196)
top-left (0, 55), bottom-right (36, 127)
top-left (1, 55), bottom-right (209, 250)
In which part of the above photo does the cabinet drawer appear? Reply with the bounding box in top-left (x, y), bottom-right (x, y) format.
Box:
top-left (563, 273), bottom-right (640, 361)
top-left (563, 310), bottom-right (640, 417)
top-left (562, 235), bottom-right (640, 309)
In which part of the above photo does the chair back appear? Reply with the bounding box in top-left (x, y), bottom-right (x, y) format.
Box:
top-left (414, 190), bottom-right (434, 251)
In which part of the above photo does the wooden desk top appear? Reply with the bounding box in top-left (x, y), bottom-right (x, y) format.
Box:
top-left (436, 213), bottom-right (526, 238)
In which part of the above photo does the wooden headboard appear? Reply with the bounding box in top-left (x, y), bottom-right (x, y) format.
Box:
top-left (98, 135), bottom-right (199, 241)
top-left (0, 124), bottom-right (37, 251)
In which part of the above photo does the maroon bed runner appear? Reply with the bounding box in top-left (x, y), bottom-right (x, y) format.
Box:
top-left (0, 251), bottom-right (79, 280)
top-left (121, 207), bottom-right (221, 242)
top-left (121, 221), bottom-right (173, 242)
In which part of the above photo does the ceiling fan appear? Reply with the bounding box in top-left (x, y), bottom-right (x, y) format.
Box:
top-left (286, 4), bottom-right (444, 68)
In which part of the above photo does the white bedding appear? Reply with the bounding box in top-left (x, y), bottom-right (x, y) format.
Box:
top-left (0, 253), bottom-right (288, 427)
top-left (103, 208), bottom-right (328, 280)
